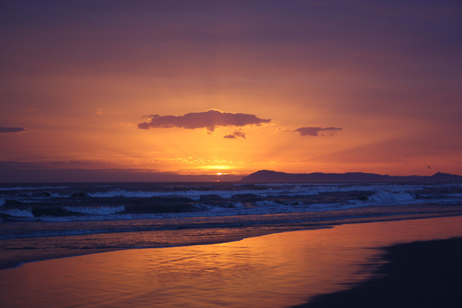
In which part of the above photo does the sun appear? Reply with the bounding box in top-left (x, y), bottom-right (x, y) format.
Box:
top-left (216, 172), bottom-right (223, 176)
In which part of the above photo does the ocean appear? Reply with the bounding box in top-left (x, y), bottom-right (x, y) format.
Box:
top-left (1, 181), bottom-right (462, 270)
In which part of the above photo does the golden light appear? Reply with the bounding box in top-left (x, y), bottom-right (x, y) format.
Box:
top-left (206, 165), bottom-right (232, 170)
top-left (198, 165), bottom-right (233, 175)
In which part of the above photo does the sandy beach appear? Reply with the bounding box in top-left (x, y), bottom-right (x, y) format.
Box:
top-left (1, 216), bottom-right (461, 308)
top-left (294, 237), bottom-right (462, 308)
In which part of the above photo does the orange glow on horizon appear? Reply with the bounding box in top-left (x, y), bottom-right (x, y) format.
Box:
top-left (2, 1), bottom-right (462, 182)
top-left (203, 165), bottom-right (232, 170)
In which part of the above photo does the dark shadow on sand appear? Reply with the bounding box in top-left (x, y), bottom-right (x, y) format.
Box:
top-left (293, 237), bottom-right (462, 308)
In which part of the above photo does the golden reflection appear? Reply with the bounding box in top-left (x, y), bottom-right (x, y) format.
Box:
top-left (1, 217), bottom-right (461, 308)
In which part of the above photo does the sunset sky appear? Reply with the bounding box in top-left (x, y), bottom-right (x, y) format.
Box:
top-left (1, 0), bottom-right (462, 182)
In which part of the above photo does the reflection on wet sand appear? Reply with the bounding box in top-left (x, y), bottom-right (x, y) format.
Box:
top-left (0, 216), bottom-right (461, 308)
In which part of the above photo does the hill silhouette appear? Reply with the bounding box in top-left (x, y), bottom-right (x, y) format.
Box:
top-left (240, 170), bottom-right (462, 183)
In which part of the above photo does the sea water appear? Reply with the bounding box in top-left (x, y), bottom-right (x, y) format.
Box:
top-left (1, 181), bottom-right (462, 270)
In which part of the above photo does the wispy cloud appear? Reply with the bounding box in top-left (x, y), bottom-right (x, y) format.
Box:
top-left (294, 127), bottom-right (342, 137)
top-left (224, 129), bottom-right (246, 139)
top-left (138, 110), bottom-right (270, 132)
top-left (0, 127), bottom-right (26, 133)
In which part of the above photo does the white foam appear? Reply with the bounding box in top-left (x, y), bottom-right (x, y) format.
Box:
top-left (368, 191), bottom-right (415, 203)
top-left (255, 200), bottom-right (281, 207)
top-left (63, 206), bottom-right (126, 215)
top-left (445, 193), bottom-right (462, 197)
top-left (2, 208), bottom-right (34, 218)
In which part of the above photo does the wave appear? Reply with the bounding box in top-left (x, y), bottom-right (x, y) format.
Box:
top-left (1, 182), bottom-right (462, 225)
top-left (0, 191), bottom-right (421, 222)
top-left (2, 208), bottom-right (34, 218)
top-left (0, 182), bottom-right (441, 202)
top-left (86, 188), bottom-right (320, 199)
top-left (369, 191), bottom-right (415, 203)
top-left (0, 186), bottom-right (68, 191)
top-left (62, 206), bottom-right (126, 215)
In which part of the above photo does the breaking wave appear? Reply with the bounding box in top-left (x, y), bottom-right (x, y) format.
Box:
top-left (1, 181), bottom-right (461, 240)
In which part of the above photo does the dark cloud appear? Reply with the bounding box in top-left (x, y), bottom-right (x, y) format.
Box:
top-left (0, 127), bottom-right (26, 133)
top-left (224, 130), bottom-right (246, 139)
top-left (138, 110), bottom-right (270, 132)
top-left (294, 127), bottom-right (342, 137)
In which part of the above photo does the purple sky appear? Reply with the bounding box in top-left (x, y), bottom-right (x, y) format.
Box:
top-left (1, 1), bottom-right (462, 182)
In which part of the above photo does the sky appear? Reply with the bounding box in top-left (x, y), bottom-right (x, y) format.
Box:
top-left (1, 0), bottom-right (462, 182)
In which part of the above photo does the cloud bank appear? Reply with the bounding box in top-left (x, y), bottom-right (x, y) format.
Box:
top-left (138, 110), bottom-right (270, 132)
top-left (294, 127), bottom-right (342, 136)
top-left (0, 127), bottom-right (26, 133)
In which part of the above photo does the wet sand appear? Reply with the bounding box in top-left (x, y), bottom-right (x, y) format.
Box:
top-left (2, 208), bottom-right (461, 271)
top-left (1, 216), bottom-right (461, 307)
top-left (294, 237), bottom-right (462, 308)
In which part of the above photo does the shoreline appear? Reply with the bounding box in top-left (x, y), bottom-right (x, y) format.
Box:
top-left (2, 211), bottom-right (462, 271)
top-left (1, 216), bottom-right (461, 307)
top-left (293, 237), bottom-right (462, 308)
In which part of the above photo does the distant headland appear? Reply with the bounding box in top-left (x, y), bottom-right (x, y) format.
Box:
top-left (240, 170), bottom-right (462, 183)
